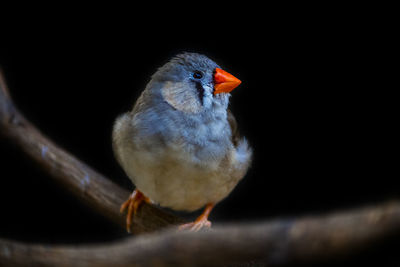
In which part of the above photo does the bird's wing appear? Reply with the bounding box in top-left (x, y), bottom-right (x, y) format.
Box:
top-left (227, 109), bottom-right (240, 147)
top-left (112, 113), bottom-right (132, 168)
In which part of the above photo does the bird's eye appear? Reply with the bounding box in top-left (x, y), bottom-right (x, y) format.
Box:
top-left (193, 71), bottom-right (203, 79)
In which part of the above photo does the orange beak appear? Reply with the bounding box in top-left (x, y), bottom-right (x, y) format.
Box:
top-left (213, 68), bottom-right (241, 95)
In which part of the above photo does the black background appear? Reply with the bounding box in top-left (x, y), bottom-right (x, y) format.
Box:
top-left (0, 10), bottom-right (397, 266)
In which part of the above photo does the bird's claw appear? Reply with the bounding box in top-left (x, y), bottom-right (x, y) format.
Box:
top-left (120, 190), bottom-right (150, 233)
top-left (178, 203), bottom-right (214, 232)
top-left (178, 219), bottom-right (212, 232)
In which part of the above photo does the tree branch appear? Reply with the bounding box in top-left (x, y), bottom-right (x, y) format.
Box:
top-left (1, 201), bottom-right (400, 266)
top-left (0, 70), bottom-right (183, 234)
top-left (1, 70), bottom-right (400, 266)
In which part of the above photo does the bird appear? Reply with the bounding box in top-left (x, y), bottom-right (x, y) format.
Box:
top-left (112, 52), bottom-right (252, 232)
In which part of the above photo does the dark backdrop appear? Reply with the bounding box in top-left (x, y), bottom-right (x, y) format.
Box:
top-left (0, 15), bottom-right (397, 266)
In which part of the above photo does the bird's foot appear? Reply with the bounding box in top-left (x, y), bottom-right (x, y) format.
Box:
top-left (120, 189), bottom-right (150, 233)
top-left (178, 218), bottom-right (212, 232)
top-left (179, 203), bottom-right (214, 232)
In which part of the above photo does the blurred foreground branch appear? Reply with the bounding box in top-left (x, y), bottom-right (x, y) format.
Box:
top-left (1, 202), bottom-right (400, 266)
top-left (1, 71), bottom-right (400, 266)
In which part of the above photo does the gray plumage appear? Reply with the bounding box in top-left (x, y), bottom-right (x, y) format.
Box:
top-left (113, 52), bottom-right (252, 212)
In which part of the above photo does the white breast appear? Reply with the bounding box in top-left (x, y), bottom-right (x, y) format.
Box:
top-left (113, 112), bottom-right (251, 212)
top-left (122, 142), bottom-right (246, 211)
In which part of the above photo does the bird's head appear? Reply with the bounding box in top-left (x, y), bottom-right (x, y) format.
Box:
top-left (150, 52), bottom-right (241, 113)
